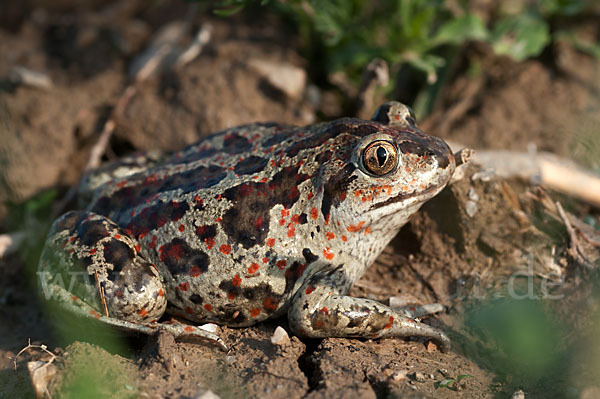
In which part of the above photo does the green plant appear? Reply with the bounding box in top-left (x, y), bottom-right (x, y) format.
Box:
top-left (437, 373), bottom-right (473, 391)
top-left (209, 0), bottom-right (599, 115)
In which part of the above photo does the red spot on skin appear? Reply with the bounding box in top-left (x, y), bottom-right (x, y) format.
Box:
top-left (190, 266), bottom-right (202, 277)
top-left (90, 310), bottom-right (101, 319)
top-left (135, 244), bottom-right (141, 253)
top-left (71, 295), bottom-right (79, 301)
top-left (116, 180), bottom-right (127, 188)
top-left (310, 207), bottom-right (318, 220)
top-left (138, 232), bottom-right (146, 240)
top-left (205, 237), bottom-right (215, 249)
top-left (250, 308), bottom-right (261, 317)
top-left (339, 191), bottom-right (347, 202)
top-left (287, 223), bottom-right (295, 238)
top-left (281, 208), bottom-right (290, 218)
top-left (216, 217), bottom-right (223, 223)
top-left (263, 297), bottom-right (278, 311)
top-left (89, 248), bottom-right (97, 255)
top-left (325, 232), bottom-right (335, 240)
top-left (228, 292), bottom-right (236, 300)
top-left (291, 214), bottom-right (301, 223)
top-left (320, 307), bottom-right (329, 315)
top-left (149, 236), bottom-right (157, 249)
top-left (179, 281), bottom-right (190, 291)
top-left (276, 260), bottom-right (287, 270)
top-left (130, 210), bottom-right (135, 217)
top-left (179, 224), bottom-right (185, 232)
top-left (315, 320), bottom-right (324, 328)
top-left (248, 263), bottom-right (259, 273)
top-left (325, 214), bottom-right (330, 225)
top-left (364, 226), bottom-right (372, 235)
top-left (307, 192), bottom-right (314, 200)
top-left (203, 304), bottom-right (213, 312)
top-left (114, 234), bottom-right (121, 240)
top-left (69, 236), bottom-right (76, 243)
top-left (341, 235), bottom-right (348, 242)
top-left (260, 177), bottom-right (268, 183)
top-left (262, 257), bottom-right (269, 263)
top-left (238, 184), bottom-right (253, 197)
top-left (185, 307), bottom-right (194, 314)
top-left (254, 216), bottom-right (265, 229)
top-left (158, 289), bottom-right (164, 296)
top-left (232, 273), bottom-right (242, 287)
top-left (220, 244), bottom-right (232, 254)
top-left (305, 286), bottom-right (315, 295)
top-left (385, 316), bottom-right (394, 329)
top-left (346, 221), bottom-right (366, 232)
top-left (184, 326), bottom-right (195, 332)
top-left (279, 219), bottom-right (286, 226)
top-left (266, 238), bottom-right (275, 247)
top-left (323, 248), bottom-right (334, 260)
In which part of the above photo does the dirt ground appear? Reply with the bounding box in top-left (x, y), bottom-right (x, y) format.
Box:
top-left (1, 1), bottom-right (600, 398)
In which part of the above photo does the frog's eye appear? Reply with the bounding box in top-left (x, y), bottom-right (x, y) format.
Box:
top-left (362, 140), bottom-right (398, 176)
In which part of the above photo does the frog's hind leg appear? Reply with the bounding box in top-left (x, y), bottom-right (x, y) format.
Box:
top-left (39, 210), bottom-right (227, 350)
top-left (39, 211), bottom-right (166, 322)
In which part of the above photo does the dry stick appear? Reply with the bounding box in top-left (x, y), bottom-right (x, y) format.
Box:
top-left (555, 201), bottom-right (593, 268)
top-left (94, 270), bottom-right (110, 317)
top-left (446, 143), bottom-right (600, 208)
top-left (12, 339), bottom-right (57, 371)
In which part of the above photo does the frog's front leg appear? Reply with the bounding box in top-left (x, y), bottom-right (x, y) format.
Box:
top-left (39, 211), bottom-right (226, 350)
top-left (288, 266), bottom-right (451, 352)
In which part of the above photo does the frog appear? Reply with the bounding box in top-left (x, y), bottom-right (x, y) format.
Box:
top-left (38, 102), bottom-right (457, 352)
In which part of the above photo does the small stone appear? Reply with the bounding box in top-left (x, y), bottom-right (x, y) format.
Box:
top-left (225, 355), bottom-right (235, 363)
top-left (27, 361), bottom-right (57, 399)
top-left (192, 389), bottom-right (220, 399)
top-left (413, 372), bottom-right (426, 382)
top-left (248, 59), bottom-right (307, 100)
top-left (465, 200), bottom-right (478, 217)
top-left (271, 326), bottom-right (290, 346)
top-left (471, 168), bottom-right (495, 182)
top-left (198, 323), bottom-right (218, 333)
top-left (511, 389), bottom-right (525, 399)
top-left (391, 370), bottom-right (408, 381)
top-left (467, 187), bottom-right (479, 201)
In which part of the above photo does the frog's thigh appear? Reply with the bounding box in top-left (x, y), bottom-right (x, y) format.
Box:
top-left (39, 211), bottom-right (167, 325)
top-left (287, 267), bottom-right (450, 352)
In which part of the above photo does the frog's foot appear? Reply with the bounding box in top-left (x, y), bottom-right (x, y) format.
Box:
top-left (393, 303), bottom-right (445, 319)
top-left (44, 280), bottom-right (227, 351)
top-left (288, 267), bottom-right (451, 352)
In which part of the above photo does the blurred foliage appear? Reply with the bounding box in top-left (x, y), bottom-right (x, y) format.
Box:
top-left (209, 0), bottom-right (599, 114)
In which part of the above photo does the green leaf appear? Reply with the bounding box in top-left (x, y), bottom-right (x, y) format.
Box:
top-left (432, 13), bottom-right (488, 46)
top-left (490, 14), bottom-right (550, 61)
top-left (438, 378), bottom-right (456, 388)
top-left (213, 4), bottom-right (246, 16)
top-left (456, 374), bottom-right (474, 383)
top-left (555, 30), bottom-right (600, 59)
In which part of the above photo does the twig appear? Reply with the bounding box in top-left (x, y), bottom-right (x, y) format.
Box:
top-left (94, 270), bottom-right (110, 317)
top-left (555, 201), bottom-right (593, 268)
top-left (12, 339), bottom-right (57, 371)
top-left (445, 143), bottom-right (600, 207)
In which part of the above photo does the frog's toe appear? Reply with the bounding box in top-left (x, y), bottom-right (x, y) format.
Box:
top-left (393, 303), bottom-right (445, 319)
top-left (156, 320), bottom-right (228, 351)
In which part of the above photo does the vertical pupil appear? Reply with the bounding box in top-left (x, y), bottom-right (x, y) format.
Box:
top-left (376, 146), bottom-right (387, 167)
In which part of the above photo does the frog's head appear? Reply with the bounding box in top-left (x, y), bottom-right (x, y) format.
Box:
top-left (314, 103), bottom-right (455, 265)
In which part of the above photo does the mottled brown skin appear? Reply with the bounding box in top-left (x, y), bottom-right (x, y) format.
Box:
top-left (38, 102), bottom-right (455, 351)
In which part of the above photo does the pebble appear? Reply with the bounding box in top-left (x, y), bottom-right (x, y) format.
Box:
top-left (193, 389), bottom-right (220, 399)
top-left (465, 200), bottom-right (478, 217)
top-left (511, 389), bottom-right (525, 399)
top-left (27, 361), bottom-right (57, 399)
top-left (271, 326), bottom-right (290, 346)
top-left (413, 372), bottom-right (426, 382)
top-left (248, 59), bottom-right (307, 100)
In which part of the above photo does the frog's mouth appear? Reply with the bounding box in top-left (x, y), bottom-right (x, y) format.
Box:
top-left (368, 183), bottom-right (444, 211)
